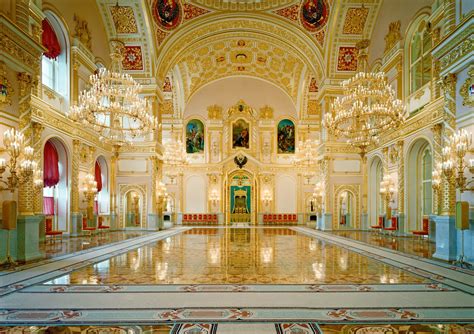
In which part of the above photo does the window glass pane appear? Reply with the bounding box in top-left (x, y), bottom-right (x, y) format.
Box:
top-left (423, 182), bottom-right (432, 215)
top-left (423, 32), bottom-right (432, 53)
top-left (42, 56), bottom-right (54, 89)
top-left (411, 61), bottom-right (422, 93)
top-left (422, 54), bottom-right (432, 86)
top-left (411, 33), bottom-right (421, 63)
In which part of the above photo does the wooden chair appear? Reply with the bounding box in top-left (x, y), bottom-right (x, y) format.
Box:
top-left (82, 217), bottom-right (96, 235)
top-left (45, 216), bottom-right (62, 241)
top-left (384, 216), bottom-right (398, 234)
top-left (371, 216), bottom-right (384, 231)
top-left (412, 216), bottom-right (429, 237)
top-left (97, 216), bottom-right (110, 231)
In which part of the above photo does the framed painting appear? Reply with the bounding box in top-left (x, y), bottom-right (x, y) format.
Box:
top-left (186, 119), bottom-right (204, 153)
top-left (232, 119), bottom-right (250, 149)
top-left (277, 119), bottom-right (295, 154)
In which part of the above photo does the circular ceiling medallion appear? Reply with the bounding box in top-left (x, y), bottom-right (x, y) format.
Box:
top-left (152, 0), bottom-right (182, 31)
top-left (300, 0), bottom-right (329, 32)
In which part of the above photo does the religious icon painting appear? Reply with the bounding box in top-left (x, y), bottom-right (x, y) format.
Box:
top-left (186, 119), bottom-right (204, 153)
top-left (232, 119), bottom-right (250, 149)
top-left (277, 119), bottom-right (295, 154)
top-left (152, 0), bottom-right (182, 31)
top-left (300, 0), bottom-right (329, 32)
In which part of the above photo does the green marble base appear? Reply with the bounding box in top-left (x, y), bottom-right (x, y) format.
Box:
top-left (38, 214), bottom-right (46, 242)
top-left (16, 215), bottom-right (44, 262)
top-left (0, 229), bottom-right (18, 263)
top-left (70, 213), bottom-right (83, 237)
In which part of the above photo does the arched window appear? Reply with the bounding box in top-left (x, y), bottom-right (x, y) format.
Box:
top-left (409, 20), bottom-right (432, 94)
top-left (421, 148), bottom-right (432, 218)
top-left (41, 12), bottom-right (69, 98)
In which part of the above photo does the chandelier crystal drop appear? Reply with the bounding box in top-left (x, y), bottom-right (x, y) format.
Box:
top-left (163, 125), bottom-right (187, 166)
top-left (69, 40), bottom-right (157, 146)
top-left (324, 39), bottom-right (406, 157)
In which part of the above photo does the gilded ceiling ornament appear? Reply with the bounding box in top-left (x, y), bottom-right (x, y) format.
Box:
top-left (122, 46), bottom-right (144, 71)
top-left (307, 100), bottom-right (321, 115)
top-left (337, 47), bottom-right (358, 71)
top-left (152, 0), bottom-right (182, 31)
top-left (110, 5), bottom-right (138, 34)
top-left (161, 100), bottom-right (174, 114)
top-left (228, 100), bottom-right (255, 118)
top-left (274, 3), bottom-right (299, 21)
top-left (300, 0), bottom-right (329, 32)
top-left (342, 7), bottom-right (369, 35)
top-left (73, 14), bottom-right (92, 50)
top-left (183, 3), bottom-right (210, 20)
top-left (259, 106), bottom-right (274, 119)
top-left (459, 66), bottom-right (474, 107)
top-left (207, 105), bottom-right (223, 119)
top-left (384, 20), bottom-right (401, 54)
top-left (0, 62), bottom-right (13, 106)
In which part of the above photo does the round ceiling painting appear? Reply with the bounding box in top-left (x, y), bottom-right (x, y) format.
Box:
top-left (152, 0), bottom-right (182, 30)
top-left (300, 0), bottom-right (329, 32)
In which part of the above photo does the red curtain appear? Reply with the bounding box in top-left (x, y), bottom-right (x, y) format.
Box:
top-left (43, 197), bottom-right (55, 215)
top-left (95, 161), bottom-right (103, 192)
top-left (42, 19), bottom-right (61, 59)
top-left (43, 141), bottom-right (60, 187)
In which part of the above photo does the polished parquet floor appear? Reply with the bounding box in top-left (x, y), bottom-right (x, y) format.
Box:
top-left (46, 227), bottom-right (427, 285)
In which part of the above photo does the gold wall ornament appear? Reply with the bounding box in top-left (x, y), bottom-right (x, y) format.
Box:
top-left (384, 20), bottom-right (401, 54)
top-left (0, 61), bottom-right (13, 106)
top-left (342, 7), bottom-right (369, 35)
top-left (110, 5), bottom-right (138, 34)
top-left (73, 14), bottom-right (92, 50)
top-left (307, 100), bottom-right (321, 116)
top-left (388, 144), bottom-right (399, 165)
top-left (160, 100), bottom-right (174, 115)
top-left (259, 105), bottom-right (273, 119)
top-left (208, 105), bottom-right (223, 119)
top-left (459, 66), bottom-right (474, 107)
top-left (228, 100), bottom-right (256, 118)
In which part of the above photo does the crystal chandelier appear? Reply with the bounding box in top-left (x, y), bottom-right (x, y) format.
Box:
top-left (163, 125), bottom-right (187, 166)
top-left (293, 126), bottom-right (319, 183)
top-left (324, 40), bottom-right (406, 157)
top-left (69, 40), bottom-right (157, 146)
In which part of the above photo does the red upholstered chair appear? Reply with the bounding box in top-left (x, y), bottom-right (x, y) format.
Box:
top-left (371, 216), bottom-right (384, 230)
top-left (45, 216), bottom-right (62, 240)
top-left (412, 216), bottom-right (429, 237)
top-left (193, 214), bottom-right (198, 221)
top-left (283, 214), bottom-right (288, 221)
top-left (98, 216), bottom-right (110, 231)
top-left (82, 217), bottom-right (96, 234)
top-left (292, 214), bottom-right (297, 221)
top-left (384, 216), bottom-right (398, 233)
top-left (183, 214), bottom-right (187, 221)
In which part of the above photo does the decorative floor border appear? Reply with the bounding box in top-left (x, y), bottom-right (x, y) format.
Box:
top-left (0, 307), bottom-right (473, 324)
top-left (22, 283), bottom-right (454, 293)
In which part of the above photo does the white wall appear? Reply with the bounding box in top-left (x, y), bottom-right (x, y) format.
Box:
top-left (275, 174), bottom-right (297, 213)
top-left (185, 175), bottom-right (206, 213)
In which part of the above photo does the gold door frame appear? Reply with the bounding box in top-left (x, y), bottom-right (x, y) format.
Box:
top-left (225, 169), bottom-right (258, 225)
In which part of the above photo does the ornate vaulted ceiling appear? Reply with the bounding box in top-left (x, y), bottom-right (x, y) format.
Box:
top-left (95, 0), bottom-right (383, 111)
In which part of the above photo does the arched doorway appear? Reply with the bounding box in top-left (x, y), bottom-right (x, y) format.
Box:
top-left (407, 138), bottom-right (433, 233)
top-left (226, 170), bottom-right (256, 225)
top-left (42, 138), bottom-right (69, 232)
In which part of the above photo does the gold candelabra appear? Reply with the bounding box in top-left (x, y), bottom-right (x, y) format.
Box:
top-left (312, 181), bottom-right (324, 214)
top-left (0, 129), bottom-right (43, 192)
top-left (441, 129), bottom-right (473, 193)
top-left (80, 173), bottom-right (98, 219)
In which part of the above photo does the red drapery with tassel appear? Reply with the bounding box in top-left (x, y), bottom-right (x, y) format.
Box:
top-left (43, 141), bottom-right (60, 188)
top-left (95, 161), bottom-right (103, 192)
top-left (42, 19), bottom-right (61, 59)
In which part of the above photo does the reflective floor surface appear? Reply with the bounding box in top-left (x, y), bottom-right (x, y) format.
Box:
top-left (1, 323), bottom-right (473, 334)
top-left (47, 228), bottom-right (428, 285)
top-left (329, 230), bottom-right (436, 259)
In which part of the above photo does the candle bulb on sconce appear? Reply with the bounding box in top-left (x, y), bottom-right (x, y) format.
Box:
top-left (441, 129), bottom-right (473, 193)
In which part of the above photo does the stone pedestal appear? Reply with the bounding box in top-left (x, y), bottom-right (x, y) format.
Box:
top-left (360, 213), bottom-right (368, 230)
top-left (147, 214), bottom-right (162, 230)
top-left (320, 213), bottom-right (332, 231)
top-left (433, 215), bottom-right (457, 261)
top-left (38, 214), bottom-right (45, 242)
top-left (16, 215), bottom-right (44, 262)
top-left (397, 213), bottom-right (405, 236)
top-left (70, 213), bottom-right (83, 237)
top-left (110, 213), bottom-right (118, 230)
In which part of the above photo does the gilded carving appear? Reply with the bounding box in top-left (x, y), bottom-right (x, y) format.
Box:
top-left (384, 21), bottom-right (401, 54)
top-left (307, 100), bottom-right (321, 115)
top-left (342, 7), bottom-right (369, 35)
top-left (160, 100), bottom-right (174, 114)
top-left (208, 105), bottom-right (223, 119)
top-left (110, 5), bottom-right (138, 34)
top-left (259, 105), bottom-right (273, 119)
top-left (459, 66), bottom-right (474, 107)
top-left (397, 140), bottom-right (404, 214)
top-left (73, 14), bottom-right (92, 50)
top-left (0, 61), bottom-right (13, 106)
